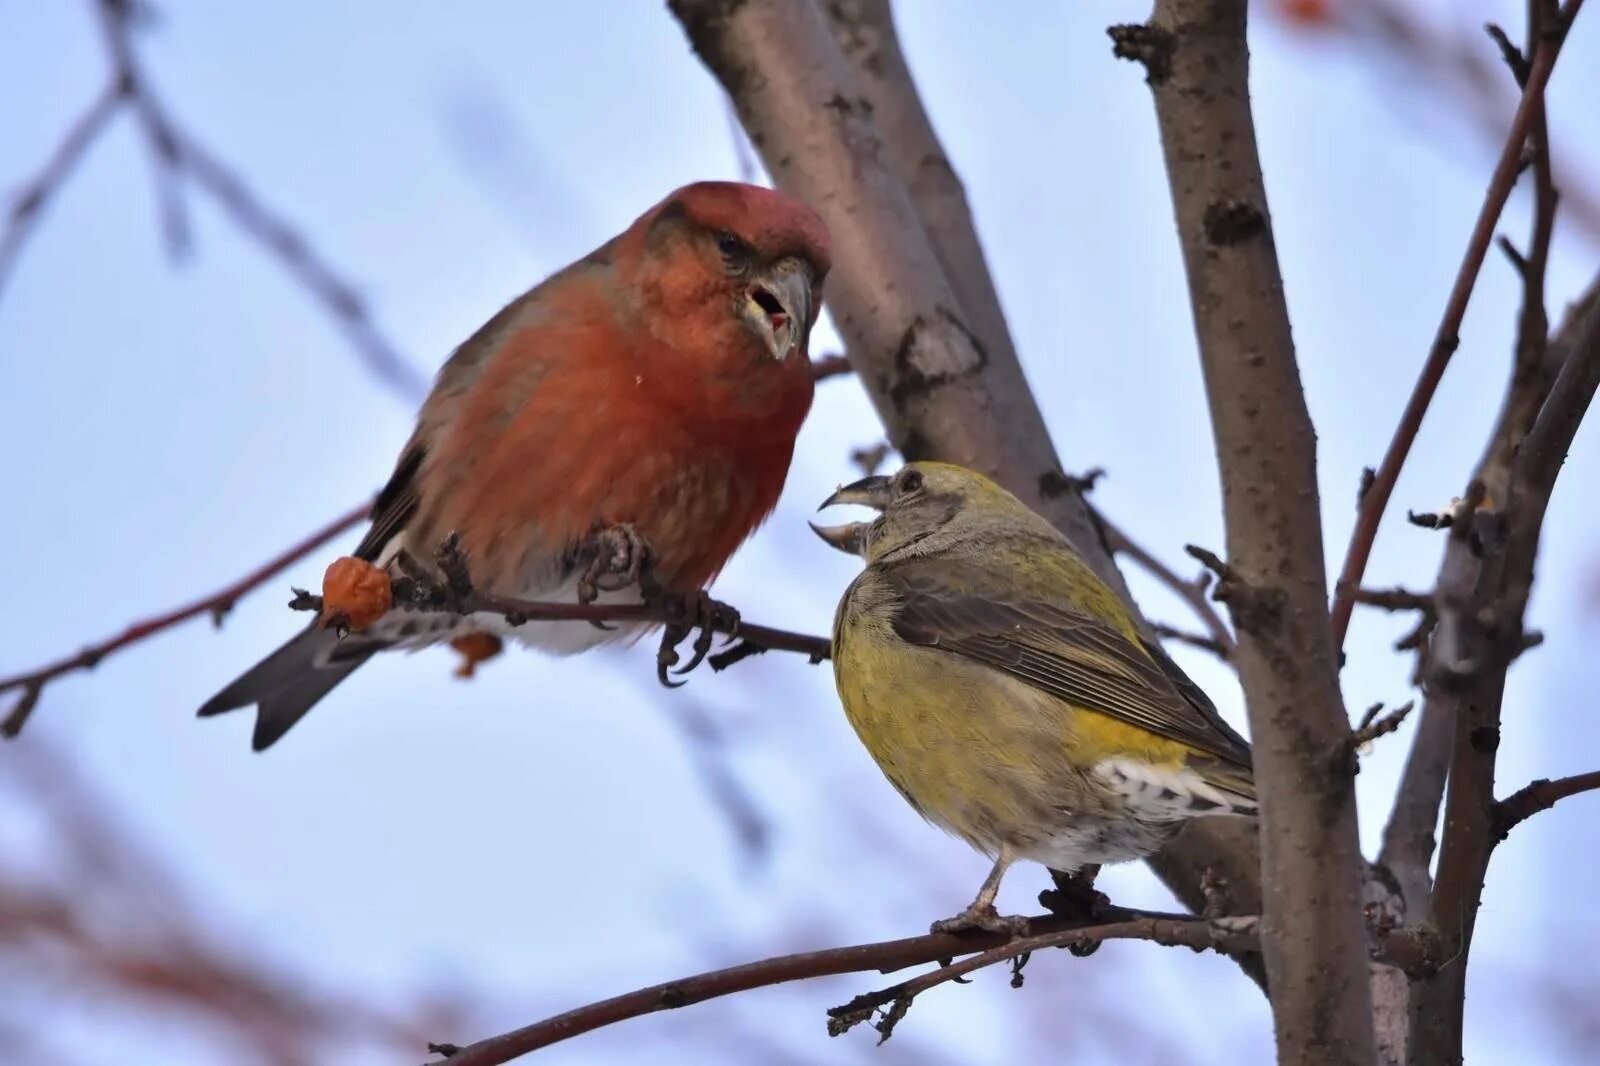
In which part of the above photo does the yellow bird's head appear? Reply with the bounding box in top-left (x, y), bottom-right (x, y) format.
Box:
top-left (811, 461), bottom-right (1055, 564)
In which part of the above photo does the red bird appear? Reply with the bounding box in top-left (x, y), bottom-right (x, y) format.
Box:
top-left (200, 182), bottom-right (830, 749)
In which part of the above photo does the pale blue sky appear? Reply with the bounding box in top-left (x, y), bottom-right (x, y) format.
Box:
top-left (3, 2), bottom-right (1598, 1063)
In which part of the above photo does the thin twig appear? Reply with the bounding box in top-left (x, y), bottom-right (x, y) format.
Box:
top-left (0, 503), bottom-right (371, 737)
top-left (38, 0), bottom-right (430, 401)
top-left (1303, 0), bottom-right (1600, 245)
top-left (809, 352), bottom-right (853, 380)
top-left (1414, 253), bottom-right (1600, 1059)
top-left (1329, 0), bottom-right (1585, 648)
top-left (1351, 701), bottom-right (1415, 750)
top-left (1347, 586), bottom-right (1434, 613)
top-left (0, 81), bottom-right (123, 300)
top-left (1376, 279), bottom-right (1599, 913)
top-left (826, 915), bottom-right (1257, 1042)
top-left (1100, 515), bottom-right (1235, 657)
top-left (1149, 623), bottom-right (1230, 662)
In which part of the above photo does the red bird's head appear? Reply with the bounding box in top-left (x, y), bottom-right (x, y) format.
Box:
top-left (617, 182), bottom-right (831, 384)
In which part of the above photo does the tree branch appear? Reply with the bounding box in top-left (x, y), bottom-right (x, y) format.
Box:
top-left (295, 572), bottom-right (832, 669)
top-left (0, 503), bottom-right (370, 737)
top-left (1494, 771), bottom-right (1600, 837)
top-left (1327, 0), bottom-right (1585, 650)
top-left (1412, 261), bottom-right (1600, 1065)
top-left (1376, 276), bottom-right (1600, 917)
top-left (1115, 2), bottom-right (1374, 1061)
top-left (1282, 0), bottom-right (1600, 248)
top-left (425, 898), bottom-right (1444, 1063)
top-left (824, 914), bottom-right (1258, 1042)
top-left (1099, 511), bottom-right (1236, 658)
top-left (424, 906), bottom-right (1230, 1063)
top-left (808, 352), bottom-right (853, 380)
top-left (53, 0), bottom-right (433, 401)
top-left (0, 81), bottom-right (122, 300)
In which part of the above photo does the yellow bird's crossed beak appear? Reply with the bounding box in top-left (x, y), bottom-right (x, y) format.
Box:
top-left (810, 475), bottom-right (892, 556)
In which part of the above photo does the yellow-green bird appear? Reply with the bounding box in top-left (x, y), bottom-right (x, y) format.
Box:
top-left (813, 462), bottom-right (1255, 933)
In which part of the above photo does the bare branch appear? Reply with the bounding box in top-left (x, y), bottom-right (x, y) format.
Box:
top-left (1100, 512), bottom-right (1235, 658)
top-left (424, 898), bottom-right (1445, 1063)
top-left (808, 352), bottom-right (853, 380)
top-left (1288, 0), bottom-right (1600, 246)
top-left (1348, 586), bottom-right (1434, 613)
top-left (1328, 0), bottom-right (1584, 649)
top-left (825, 915), bottom-right (1257, 1042)
top-left (21, 0), bottom-right (433, 401)
top-left (2, 742), bottom-right (451, 1059)
top-left (1150, 622), bottom-right (1230, 662)
top-left (1116, 1), bottom-right (1374, 1059)
top-left (1495, 770), bottom-right (1600, 837)
top-left (171, 135), bottom-right (426, 399)
top-left (1414, 258), bottom-right (1600, 1065)
top-left (1351, 701), bottom-right (1414, 750)
top-left (0, 503), bottom-right (370, 737)
top-left (424, 906), bottom-right (1230, 1063)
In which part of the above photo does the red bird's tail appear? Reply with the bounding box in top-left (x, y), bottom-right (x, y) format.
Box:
top-left (197, 625), bottom-right (386, 750)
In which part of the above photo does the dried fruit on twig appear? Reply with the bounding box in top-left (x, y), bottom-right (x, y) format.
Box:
top-left (318, 557), bottom-right (392, 633)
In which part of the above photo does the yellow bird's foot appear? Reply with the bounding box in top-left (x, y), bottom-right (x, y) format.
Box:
top-left (930, 904), bottom-right (1029, 938)
top-left (1039, 866), bottom-right (1110, 922)
top-left (1039, 867), bottom-right (1110, 956)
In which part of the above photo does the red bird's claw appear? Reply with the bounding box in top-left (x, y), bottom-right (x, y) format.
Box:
top-left (655, 625), bottom-right (688, 689)
top-left (670, 593), bottom-right (739, 676)
top-left (580, 523), bottom-right (655, 598)
top-left (673, 624), bottom-right (717, 676)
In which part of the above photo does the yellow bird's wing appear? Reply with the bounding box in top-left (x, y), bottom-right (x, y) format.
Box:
top-left (882, 557), bottom-right (1253, 772)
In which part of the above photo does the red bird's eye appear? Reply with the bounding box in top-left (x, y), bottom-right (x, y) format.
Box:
top-left (717, 231), bottom-right (746, 259)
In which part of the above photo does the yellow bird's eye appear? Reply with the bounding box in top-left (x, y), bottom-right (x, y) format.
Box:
top-left (899, 469), bottom-right (924, 495)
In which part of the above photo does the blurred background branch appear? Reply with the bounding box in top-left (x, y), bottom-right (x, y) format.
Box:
top-left (0, 741), bottom-right (458, 1064)
top-left (0, 0), bottom-right (428, 399)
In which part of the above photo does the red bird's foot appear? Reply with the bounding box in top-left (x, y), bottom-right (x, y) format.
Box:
top-left (930, 904), bottom-right (1030, 939)
top-left (576, 525), bottom-right (655, 630)
top-left (655, 591), bottom-right (741, 687)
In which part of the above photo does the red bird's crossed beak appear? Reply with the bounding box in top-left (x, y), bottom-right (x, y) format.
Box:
top-left (745, 256), bottom-right (813, 361)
